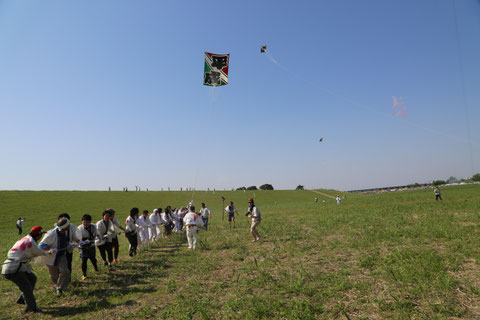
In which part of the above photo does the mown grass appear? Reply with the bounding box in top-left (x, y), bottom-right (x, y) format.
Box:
top-left (0, 185), bottom-right (479, 319)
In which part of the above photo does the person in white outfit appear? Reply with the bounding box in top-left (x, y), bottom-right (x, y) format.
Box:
top-left (183, 206), bottom-right (204, 250)
top-left (149, 208), bottom-right (162, 241)
top-left (336, 195), bottom-right (341, 205)
top-left (136, 210), bottom-right (151, 249)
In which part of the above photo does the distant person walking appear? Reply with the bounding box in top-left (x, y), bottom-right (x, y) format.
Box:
top-left (434, 186), bottom-right (443, 201)
top-left (224, 201), bottom-right (238, 228)
top-left (200, 203), bottom-right (211, 230)
top-left (246, 199), bottom-right (261, 242)
top-left (336, 195), bottom-right (341, 205)
top-left (16, 218), bottom-right (25, 235)
top-left (2, 226), bottom-right (50, 313)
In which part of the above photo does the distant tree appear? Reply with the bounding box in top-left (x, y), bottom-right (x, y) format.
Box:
top-left (447, 176), bottom-right (458, 184)
top-left (247, 186), bottom-right (258, 190)
top-left (296, 185), bottom-right (304, 190)
top-left (259, 184), bottom-right (274, 190)
top-left (236, 187), bottom-right (246, 191)
top-left (432, 180), bottom-right (446, 186)
top-left (413, 183), bottom-right (420, 187)
top-left (472, 173), bottom-right (480, 182)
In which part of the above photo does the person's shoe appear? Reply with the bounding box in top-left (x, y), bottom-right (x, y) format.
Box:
top-left (252, 239), bottom-right (257, 242)
top-left (103, 261), bottom-right (108, 267)
top-left (25, 308), bottom-right (43, 313)
top-left (108, 264), bottom-right (114, 271)
top-left (256, 237), bottom-right (261, 241)
top-left (82, 275), bottom-right (87, 281)
top-left (56, 289), bottom-right (63, 298)
top-left (113, 259), bottom-right (118, 264)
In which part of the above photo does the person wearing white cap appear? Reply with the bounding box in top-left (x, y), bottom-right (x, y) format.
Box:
top-left (182, 206), bottom-right (204, 250)
top-left (39, 217), bottom-right (73, 297)
top-left (149, 208), bottom-right (162, 241)
top-left (2, 226), bottom-right (51, 313)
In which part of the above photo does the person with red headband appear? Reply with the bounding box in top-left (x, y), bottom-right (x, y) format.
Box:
top-left (2, 226), bottom-right (51, 313)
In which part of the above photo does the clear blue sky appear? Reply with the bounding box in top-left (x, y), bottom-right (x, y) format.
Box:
top-left (0, 0), bottom-right (479, 191)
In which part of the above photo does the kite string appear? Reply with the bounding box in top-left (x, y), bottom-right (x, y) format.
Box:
top-left (452, 0), bottom-right (475, 174)
top-left (265, 52), bottom-right (479, 147)
top-left (191, 85), bottom-right (216, 204)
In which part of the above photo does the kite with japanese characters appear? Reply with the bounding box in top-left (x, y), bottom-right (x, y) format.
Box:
top-left (204, 52), bottom-right (229, 86)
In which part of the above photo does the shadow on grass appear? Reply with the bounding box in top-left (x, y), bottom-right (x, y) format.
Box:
top-left (46, 235), bottom-right (186, 317)
top-left (42, 299), bottom-right (138, 316)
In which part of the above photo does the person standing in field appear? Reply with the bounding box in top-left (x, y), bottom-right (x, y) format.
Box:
top-left (39, 217), bottom-right (73, 297)
top-left (2, 226), bottom-right (51, 313)
top-left (200, 203), bottom-right (211, 230)
top-left (106, 209), bottom-right (125, 264)
top-left (125, 208), bottom-right (139, 256)
top-left (16, 217), bottom-right (25, 235)
top-left (434, 186), bottom-right (442, 201)
top-left (246, 198), bottom-right (261, 242)
top-left (183, 206), bottom-right (204, 250)
top-left (224, 201), bottom-right (238, 228)
top-left (336, 195), bottom-right (341, 205)
top-left (77, 215), bottom-right (98, 280)
top-left (95, 210), bottom-right (115, 270)
top-left (57, 213), bottom-right (81, 273)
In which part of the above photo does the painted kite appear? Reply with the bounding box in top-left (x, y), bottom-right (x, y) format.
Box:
top-left (204, 52), bottom-right (229, 86)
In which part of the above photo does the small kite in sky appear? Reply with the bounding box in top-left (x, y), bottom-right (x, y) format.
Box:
top-left (260, 45), bottom-right (267, 53)
top-left (319, 138), bottom-right (323, 142)
top-left (392, 96), bottom-right (407, 118)
top-left (204, 52), bottom-right (230, 86)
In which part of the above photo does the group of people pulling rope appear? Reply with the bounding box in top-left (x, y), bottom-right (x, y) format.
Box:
top-left (2, 198), bottom-right (261, 314)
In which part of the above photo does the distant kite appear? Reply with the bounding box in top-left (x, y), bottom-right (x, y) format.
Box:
top-left (392, 96), bottom-right (407, 118)
top-left (260, 45), bottom-right (267, 53)
top-left (204, 52), bottom-right (229, 86)
top-left (319, 138), bottom-right (323, 142)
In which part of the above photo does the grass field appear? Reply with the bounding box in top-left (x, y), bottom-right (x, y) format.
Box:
top-left (1, 185), bottom-right (480, 319)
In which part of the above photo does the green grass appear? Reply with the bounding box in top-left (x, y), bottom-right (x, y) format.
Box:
top-left (0, 185), bottom-right (479, 319)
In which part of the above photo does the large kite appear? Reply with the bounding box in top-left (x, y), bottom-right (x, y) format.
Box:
top-left (204, 52), bottom-right (229, 86)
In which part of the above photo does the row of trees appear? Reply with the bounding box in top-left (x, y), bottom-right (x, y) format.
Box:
top-left (236, 184), bottom-right (274, 191)
top-left (432, 173), bottom-right (480, 186)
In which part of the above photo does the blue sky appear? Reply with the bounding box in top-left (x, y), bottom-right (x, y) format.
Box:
top-left (0, 0), bottom-right (479, 191)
